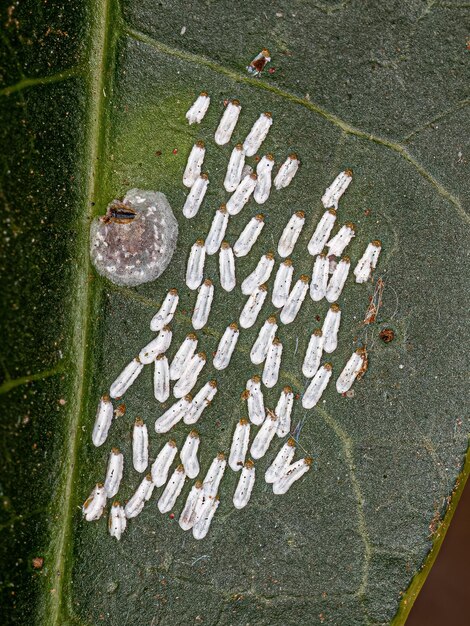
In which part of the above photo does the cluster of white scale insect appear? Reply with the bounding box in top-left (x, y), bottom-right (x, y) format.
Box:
top-left (83, 91), bottom-right (383, 541)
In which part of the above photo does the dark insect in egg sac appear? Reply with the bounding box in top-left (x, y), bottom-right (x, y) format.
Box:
top-left (102, 201), bottom-right (137, 224)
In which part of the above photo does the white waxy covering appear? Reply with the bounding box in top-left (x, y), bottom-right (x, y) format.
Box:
top-left (158, 465), bottom-right (186, 513)
top-left (280, 275), bottom-right (309, 325)
top-left (154, 354), bottom-right (170, 402)
top-left (229, 418), bottom-right (251, 471)
top-left (272, 259), bottom-right (294, 308)
top-left (184, 380), bottom-right (217, 424)
top-left (307, 209), bottom-right (337, 256)
top-left (241, 253), bottom-right (275, 295)
top-left (273, 458), bottom-right (312, 494)
top-left (124, 474), bottom-right (153, 518)
top-left (150, 288), bottom-right (179, 332)
top-left (265, 438), bottom-right (296, 484)
top-left (154, 395), bottom-right (192, 433)
top-left (170, 333), bottom-right (198, 381)
top-left (186, 239), bottom-right (206, 290)
top-left (322, 304), bottom-right (341, 353)
top-left (82, 483), bottom-right (107, 521)
top-left (336, 348), bottom-right (367, 393)
top-left (275, 386), bottom-right (294, 437)
top-left (92, 394), bottom-right (114, 447)
top-left (193, 496), bottom-right (219, 540)
top-left (226, 173), bottom-right (258, 215)
top-left (104, 448), bottom-right (124, 498)
top-left (151, 439), bottom-right (178, 487)
top-left (139, 326), bottom-right (172, 365)
top-left (326, 222), bottom-right (355, 257)
top-left (239, 284), bottom-right (268, 329)
top-left (274, 153), bottom-right (300, 190)
top-left (215, 99), bottom-right (241, 145)
top-left (321, 169), bottom-right (353, 209)
top-left (132, 417), bottom-right (149, 473)
top-left (205, 205), bottom-right (229, 255)
top-left (109, 357), bottom-right (143, 399)
top-left (224, 143), bottom-right (246, 192)
top-left (233, 214), bottom-right (265, 257)
top-left (302, 363), bottom-right (333, 409)
top-left (233, 460), bottom-right (256, 509)
top-left (243, 112), bottom-right (273, 157)
top-left (183, 173), bottom-right (209, 219)
top-left (108, 502), bottom-right (127, 540)
top-left (309, 253), bottom-right (329, 302)
top-left (250, 410), bottom-right (279, 459)
top-left (203, 453), bottom-right (226, 498)
top-left (354, 240), bottom-right (382, 283)
top-left (262, 338), bottom-right (283, 388)
top-left (245, 375), bottom-right (266, 426)
top-left (183, 141), bottom-right (206, 188)
top-left (213, 323), bottom-right (239, 370)
top-left (180, 430), bottom-right (200, 479)
top-left (250, 316), bottom-right (278, 365)
top-left (277, 211), bottom-right (305, 258)
top-left (179, 481), bottom-right (203, 531)
top-left (302, 329), bottom-right (324, 378)
top-left (186, 91), bottom-right (210, 125)
top-left (326, 256), bottom-right (350, 303)
top-left (219, 242), bottom-right (236, 292)
top-left (254, 154), bottom-right (274, 204)
top-left (173, 352), bottom-right (207, 398)
top-left (192, 279), bottom-right (214, 330)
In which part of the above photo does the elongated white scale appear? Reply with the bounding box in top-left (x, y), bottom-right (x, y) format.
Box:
top-left (206, 205), bottom-right (229, 255)
top-left (262, 338), bottom-right (283, 388)
top-left (180, 430), bottom-right (200, 479)
top-left (186, 91), bottom-right (210, 125)
top-left (326, 222), bottom-right (355, 257)
top-left (233, 214), bottom-right (265, 257)
top-left (302, 363), bottom-right (333, 409)
top-left (179, 481), bottom-right (203, 531)
top-left (193, 496), bottom-right (219, 540)
top-left (354, 240), bottom-right (382, 283)
top-left (233, 460), bottom-right (256, 509)
top-left (124, 474), bottom-right (153, 518)
top-left (254, 154), bottom-right (274, 204)
top-left (154, 395), bottom-right (192, 433)
top-left (92, 394), bottom-right (114, 447)
top-left (309, 253), bottom-right (329, 302)
top-left (154, 354), bottom-right (170, 402)
top-left (275, 386), bottom-right (294, 437)
top-left (170, 333), bottom-right (198, 381)
top-left (184, 380), bottom-right (217, 424)
top-left (250, 410), bottom-right (278, 459)
top-left (280, 274), bottom-right (309, 325)
top-left (321, 169), bottom-right (353, 209)
top-left (132, 417), bottom-right (148, 473)
top-left (183, 140), bottom-right (206, 188)
top-left (150, 288), bottom-right (179, 332)
top-left (243, 112), bottom-right (273, 157)
top-left (213, 323), bottom-right (239, 370)
top-left (336, 348), bottom-right (367, 393)
top-left (229, 418), bottom-right (251, 471)
top-left (250, 316), bottom-right (278, 365)
top-left (203, 453), bottom-right (226, 498)
top-left (302, 329), bottom-right (324, 378)
top-left (226, 173), bottom-right (258, 216)
top-left (326, 256), bottom-right (350, 303)
top-left (272, 259), bottom-right (294, 308)
top-left (186, 239), bottom-right (206, 290)
top-left (277, 211), bottom-right (305, 258)
top-left (82, 483), bottom-right (107, 521)
top-left (244, 375), bottom-right (265, 425)
top-left (104, 448), bottom-right (124, 498)
top-left (219, 242), bottom-right (236, 292)
top-left (183, 174), bottom-right (209, 219)
top-left (239, 284), bottom-right (267, 329)
top-left (108, 502), bottom-right (127, 540)
top-left (241, 252), bottom-right (275, 295)
top-left (192, 279), bottom-right (214, 330)
top-left (265, 438), bottom-right (296, 484)
top-left (307, 209), bottom-right (337, 256)
top-left (109, 357), bottom-right (143, 399)
top-left (274, 153), bottom-right (300, 190)
top-left (151, 439), bottom-right (178, 487)
top-left (322, 304), bottom-right (341, 353)
top-left (273, 458), bottom-right (312, 495)
top-left (158, 465), bottom-right (186, 513)
top-left (224, 144), bottom-right (246, 192)
top-left (174, 352), bottom-right (207, 398)
top-left (215, 99), bottom-right (241, 145)
top-left (139, 326), bottom-right (172, 365)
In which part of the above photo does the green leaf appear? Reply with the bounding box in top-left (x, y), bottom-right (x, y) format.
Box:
top-left (1, 1), bottom-right (469, 624)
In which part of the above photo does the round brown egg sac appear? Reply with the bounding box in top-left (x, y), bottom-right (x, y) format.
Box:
top-left (90, 189), bottom-right (178, 287)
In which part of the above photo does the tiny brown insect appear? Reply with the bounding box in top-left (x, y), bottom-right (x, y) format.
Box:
top-left (101, 201), bottom-right (137, 225)
top-left (379, 328), bottom-right (395, 343)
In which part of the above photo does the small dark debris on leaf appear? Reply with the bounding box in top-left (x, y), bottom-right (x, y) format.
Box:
top-left (32, 557), bottom-right (44, 569)
top-left (379, 328), bottom-right (395, 343)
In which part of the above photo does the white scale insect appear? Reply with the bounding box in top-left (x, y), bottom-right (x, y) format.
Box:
top-left (224, 144), bottom-right (246, 192)
top-left (302, 329), bottom-right (324, 378)
top-left (254, 154), bottom-right (274, 204)
top-left (109, 357), bottom-right (143, 399)
top-left (192, 279), bottom-right (214, 330)
top-left (274, 153), bottom-right (300, 190)
top-left (250, 316), bottom-right (278, 365)
top-left (205, 205), bottom-right (229, 255)
top-left (183, 140), bottom-right (206, 188)
top-left (124, 474), bottom-right (153, 519)
top-left (233, 460), bottom-right (256, 509)
top-left (179, 481), bottom-right (203, 531)
top-left (170, 333), bottom-right (198, 380)
top-left (262, 338), bottom-right (283, 388)
top-left (184, 380), bottom-right (217, 425)
top-left (203, 453), bottom-right (226, 498)
top-left (183, 173), bottom-right (209, 219)
top-left (226, 173), bottom-right (258, 215)
top-left (180, 430), bottom-right (200, 479)
top-left (154, 354), bottom-right (170, 403)
top-left (150, 288), bottom-right (179, 332)
top-left (92, 394), bottom-right (114, 447)
top-left (158, 465), bottom-right (186, 513)
top-left (229, 418), bottom-right (251, 471)
top-left (307, 209), bottom-right (337, 256)
top-left (193, 496), bottom-right (219, 540)
top-left (280, 275), bottom-right (309, 325)
top-left (326, 222), bottom-right (355, 257)
top-left (213, 323), bottom-right (239, 370)
top-left (325, 256), bottom-right (350, 303)
top-left (239, 284), bottom-right (268, 329)
top-left (245, 375), bottom-right (265, 425)
top-left (309, 253), bottom-right (329, 302)
top-left (243, 112), bottom-right (273, 157)
top-left (250, 410), bottom-right (278, 459)
top-left (219, 242), bottom-right (236, 292)
top-left (132, 417), bottom-right (149, 473)
top-left (154, 395), bottom-right (192, 433)
top-left (241, 252), bottom-right (275, 295)
top-left (322, 304), bottom-right (341, 353)
top-left (272, 259), bottom-right (294, 308)
top-left (354, 240), bottom-right (382, 283)
top-left (336, 348), bottom-right (367, 393)
top-left (186, 239), bottom-right (206, 290)
top-left (302, 363), bottom-right (333, 409)
top-left (139, 326), bottom-right (172, 365)
top-left (82, 483), bottom-right (107, 521)
top-left (233, 214), bottom-right (265, 257)
top-left (215, 99), bottom-right (241, 145)
top-left (108, 502), bottom-right (127, 540)
top-left (151, 439), bottom-right (178, 487)
top-left (277, 211), bottom-right (305, 258)
top-left (265, 438), bottom-right (296, 484)
top-left (321, 169), bottom-right (353, 209)
top-left (275, 386), bottom-right (294, 437)
top-left (104, 448), bottom-right (124, 498)
top-left (173, 352), bottom-right (207, 397)
top-left (186, 91), bottom-right (210, 125)
top-left (273, 458), bottom-right (312, 495)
